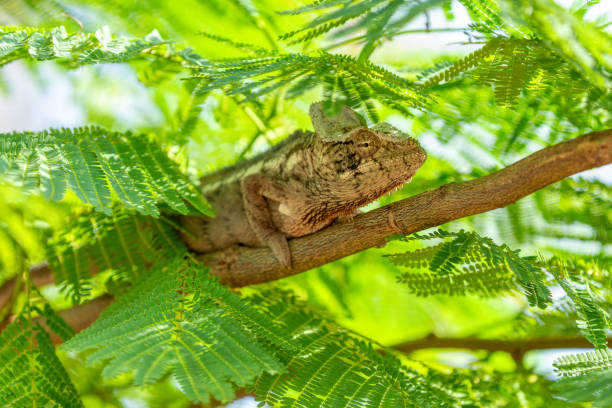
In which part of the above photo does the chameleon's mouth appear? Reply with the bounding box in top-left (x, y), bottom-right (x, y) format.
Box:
top-left (357, 176), bottom-right (413, 207)
top-left (381, 178), bottom-right (411, 197)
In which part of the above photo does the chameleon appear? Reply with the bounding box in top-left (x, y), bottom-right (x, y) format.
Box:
top-left (180, 103), bottom-right (427, 268)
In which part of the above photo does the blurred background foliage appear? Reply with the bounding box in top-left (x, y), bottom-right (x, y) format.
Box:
top-left (0, 0), bottom-right (611, 407)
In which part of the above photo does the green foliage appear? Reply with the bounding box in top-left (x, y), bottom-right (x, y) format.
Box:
top-left (390, 230), bottom-right (611, 349)
top-left (421, 35), bottom-right (605, 108)
top-left (554, 348), bottom-right (612, 376)
top-left (62, 259), bottom-right (286, 404)
top-left (532, 177), bottom-right (612, 249)
top-left (520, 257), bottom-right (612, 359)
top-left (553, 368), bottom-right (612, 407)
top-left (458, 0), bottom-right (505, 32)
top-left (388, 229), bottom-right (551, 308)
top-left (174, 79), bottom-right (208, 141)
top-left (551, 263), bottom-right (609, 349)
top-left (395, 257), bottom-right (517, 297)
top-left (0, 127), bottom-right (212, 217)
top-left (552, 350), bottom-right (612, 407)
top-left (60, 259), bottom-right (461, 406)
top-left (391, 229), bottom-right (612, 404)
top-left (0, 314), bottom-right (82, 408)
top-left (0, 0), bottom-right (611, 406)
top-left (420, 39), bottom-right (501, 87)
top-left (38, 303), bottom-right (76, 342)
top-left (195, 50), bottom-right (431, 121)
top-left (427, 367), bottom-right (573, 408)
top-left (417, 0), bottom-right (611, 108)
top-left (0, 184), bottom-right (66, 283)
top-left (280, 0), bottom-right (450, 59)
top-left (0, 25), bottom-right (171, 68)
top-left (251, 292), bottom-right (455, 408)
top-left (501, 0), bottom-right (612, 88)
top-left (46, 207), bottom-right (185, 302)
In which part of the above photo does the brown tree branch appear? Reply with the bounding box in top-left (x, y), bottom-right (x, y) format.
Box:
top-left (0, 129), bottom-right (611, 332)
top-left (394, 334), bottom-right (611, 355)
top-left (394, 334), bottom-right (612, 364)
top-left (200, 129), bottom-right (612, 287)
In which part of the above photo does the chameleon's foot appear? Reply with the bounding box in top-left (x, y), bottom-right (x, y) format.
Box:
top-left (265, 232), bottom-right (292, 269)
top-left (334, 209), bottom-right (362, 225)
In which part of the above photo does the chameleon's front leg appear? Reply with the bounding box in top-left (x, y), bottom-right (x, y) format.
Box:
top-left (241, 174), bottom-right (292, 268)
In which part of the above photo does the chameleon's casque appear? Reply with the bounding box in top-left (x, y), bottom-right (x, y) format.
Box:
top-left (180, 103), bottom-right (426, 267)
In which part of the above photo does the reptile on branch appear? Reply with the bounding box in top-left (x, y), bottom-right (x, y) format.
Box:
top-left (180, 103), bottom-right (427, 268)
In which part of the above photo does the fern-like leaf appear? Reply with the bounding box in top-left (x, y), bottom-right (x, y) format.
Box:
top-left (37, 304), bottom-right (76, 342)
top-left (279, 0), bottom-right (448, 57)
top-left (388, 229), bottom-right (552, 307)
top-left (385, 243), bottom-right (444, 269)
top-left (420, 35), bottom-right (600, 108)
top-left (554, 349), bottom-right (612, 377)
top-left (61, 260), bottom-right (286, 404)
top-left (553, 368), bottom-right (612, 407)
top-left (421, 39), bottom-right (502, 87)
top-left (458, 0), bottom-right (505, 32)
top-left (250, 292), bottom-right (455, 407)
top-left (0, 25), bottom-right (170, 68)
top-left (502, 0), bottom-right (612, 88)
top-left (396, 262), bottom-right (517, 297)
top-left (0, 315), bottom-right (83, 408)
top-left (553, 349), bottom-right (612, 406)
top-left (0, 127), bottom-right (212, 217)
top-left (194, 51), bottom-right (431, 120)
top-left (47, 207), bottom-right (186, 303)
top-left (552, 270), bottom-right (609, 349)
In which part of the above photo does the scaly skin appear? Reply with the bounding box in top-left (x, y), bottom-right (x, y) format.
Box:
top-left (180, 103), bottom-right (427, 268)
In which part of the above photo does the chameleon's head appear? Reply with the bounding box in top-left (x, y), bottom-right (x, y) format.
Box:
top-left (308, 103), bottom-right (426, 214)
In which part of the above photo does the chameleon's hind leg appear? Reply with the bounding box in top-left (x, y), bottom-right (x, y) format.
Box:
top-left (241, 174), bottom-right (292, 268)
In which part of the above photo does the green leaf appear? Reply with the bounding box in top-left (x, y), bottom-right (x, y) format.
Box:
top-left (553, 368), bottom-right (612, 407)
top-left (0, 127), bottom-right (213, 217)
top-left (0, 315), bottom-right (83, 408)
top-left (62, 260), bottom-right (285, 404)
top-left (250, 292), bottom-right (455, 408)
top-left (388, 229), bottom-right (552, 307)
top-left (62, 140), bottom-right (113, 215)
top-left (47, 208), bottom-right (186, 303)
top-left (279, 0), bottom-right (449, 53)
top-left (553, 270), bottom-right (609, 349)
top-left (0, 25), bottom-right (172, 68)
top-left (554, 349), bottom-right (612, 376)
top-left (194, 51), bottom-right (431, 120)
top-left (501, 0), bottom-right (612, 88)
top-left (553, 349), bottom-right (612, 406)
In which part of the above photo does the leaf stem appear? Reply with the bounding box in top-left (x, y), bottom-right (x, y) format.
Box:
top-left (325, 28), bottom-right (471, 51)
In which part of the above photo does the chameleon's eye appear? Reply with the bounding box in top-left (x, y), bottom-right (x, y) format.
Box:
top-left (353, 134), bottom-right (380, 158)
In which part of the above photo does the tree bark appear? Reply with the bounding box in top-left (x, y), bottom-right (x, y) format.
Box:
top-left (394, 333), bottom-right (611, 359)
top-left (396, 335), bottom-right (605, 353)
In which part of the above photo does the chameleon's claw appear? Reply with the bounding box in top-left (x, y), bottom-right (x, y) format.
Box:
top-left (334, 209), bottom-right (362, 225)
top-left (266, 232), bottom-right (292, 269)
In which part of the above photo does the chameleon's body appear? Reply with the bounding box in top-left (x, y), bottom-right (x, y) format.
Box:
top-left (180, 103), bottom-right (426, 267)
